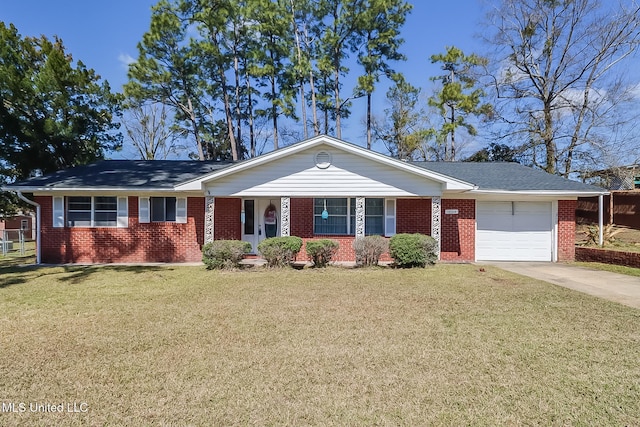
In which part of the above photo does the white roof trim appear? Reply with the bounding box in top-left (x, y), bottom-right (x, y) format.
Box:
top-left (470, 189), bottom-right (609, 196)
top-left (2, 186), bottom-right (189, 193)
top-left (174, 135), bottom-right (476, 191)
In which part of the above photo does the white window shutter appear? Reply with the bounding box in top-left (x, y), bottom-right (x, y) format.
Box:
top-left (385, 199), bottom-right (396, 237)
top-left (53, 196), bottom-right (64, 228)
top-left (117, 197), bottom-right (128, 228)
top-left (139, 197), bottom-right (150, 223)
top-left (176, 198), bottom-right (187, 224)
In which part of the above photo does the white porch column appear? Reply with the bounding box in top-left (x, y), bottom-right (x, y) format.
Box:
top-left (355, 196), bottom-right (365, 238)
top-left (432, 196), bottom-right (442, 258)
top-left (205, 196), bottom-right (215, 244)
top-left (280, 197), bottom-right (291, 236)
top-left (598, 194), bottom-right (604, 246)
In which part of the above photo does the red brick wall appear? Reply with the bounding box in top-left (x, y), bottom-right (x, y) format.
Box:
top-left (576, 246), bottom-right (640, 267)
top-left (558, 199), bottom-right (576, 261)
top-left (288, 198), bottom-right (384, 262)
top-left (440, 199), bottom-right (476, 262)
top-left (35, 196), bottom-right (204, 263)
top-left (397, 199), bottom-right (431, 234)
top-left (213, 198), bottom-right (241, 240)
top-left (290, 198), bottom-right (314, 237)
top-left (286, 197), bottom-right (477, 262)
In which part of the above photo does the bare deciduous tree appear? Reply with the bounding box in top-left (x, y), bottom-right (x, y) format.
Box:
top-left (485, 0), bottom-right (640, 177)
top-left (123, 102), bottom-right (183, 160)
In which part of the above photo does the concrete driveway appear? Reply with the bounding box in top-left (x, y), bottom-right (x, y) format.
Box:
top-left (486, 262), bottom-right (640, 309)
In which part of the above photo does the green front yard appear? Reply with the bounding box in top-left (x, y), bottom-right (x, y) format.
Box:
top-left (0, 262), bottom-right (639, 425)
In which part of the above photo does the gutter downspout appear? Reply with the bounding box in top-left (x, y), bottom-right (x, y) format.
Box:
top-left (15, 191), bottom-right (41, 264)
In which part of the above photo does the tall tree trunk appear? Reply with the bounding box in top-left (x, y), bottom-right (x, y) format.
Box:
top-left (323, 75), bottom-right (329, 135)
top-left (310, 69), bottom-right (319, 135)
top-left (219, 67), bottom-right (238, 161)
top-left (290, 0), bottom-right (308, 139)
top-left (271, 76), bottom-right (279, 150)
top-left (334, 53), bottom-right (341, 139)
top-left (270, 48), bottom-right (279, 150)
top-left (303, 25), bottom-right (320, 136)
top-left (186, 96), bottom-right (205, 161)
top-left (245, 67), bottom-right (256, 157)
top-left (233, 53), bottom-right (242, 152)
top-left (366, 92), bottom-right (372, 149)
top-left (299, 78), bottom-right (308, 139)
top-left (543, 102), bottom-right (555, 174)
top-left (450, 104), bottom-right (455, 161)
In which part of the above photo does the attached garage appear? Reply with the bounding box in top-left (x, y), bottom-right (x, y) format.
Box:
top-left (476, 201), bottom-right (553, 261)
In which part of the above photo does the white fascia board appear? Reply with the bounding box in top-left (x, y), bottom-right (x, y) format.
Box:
top-left (174, 135), bottom-right (476, 191)
top-left (470, 189), bottom-right (609, 197)
top-left (4, 186), bottom-right (192, 194)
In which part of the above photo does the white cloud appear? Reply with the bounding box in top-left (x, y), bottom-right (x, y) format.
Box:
top-left (118, 53), bottom-right (135, 69)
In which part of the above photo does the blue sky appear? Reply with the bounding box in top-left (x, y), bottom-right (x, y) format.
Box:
top-left (2, 1), bottom-right (487, 154)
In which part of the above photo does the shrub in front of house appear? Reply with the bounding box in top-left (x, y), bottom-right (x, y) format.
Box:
top-left (353, 235), bottom-right (389, 267)
top-left (389, 233), bottom-right (437, 268)
top-left (258, 236), bottom-right (303, 267)
top-left (305, 239), bottom-right (339, 267)
top-left (202, 240), bottom-right (252, 270)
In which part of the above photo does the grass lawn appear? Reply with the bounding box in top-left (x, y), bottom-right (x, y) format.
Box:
top-left (574, 261), bottom-right (640, 277)
top-left (1, 262), bottom-right (639, 425)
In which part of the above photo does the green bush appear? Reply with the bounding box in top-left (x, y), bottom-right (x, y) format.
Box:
top-left (305, 239), bottom-right (339, 268)
top-left (389, 233), bottom-right (437, 268)
top-left (202, 240), bottom-right (252, 270)
top-left (353, 235), bottom-right (389, 266)
top-left (257, 236), bottom-right (303, 267)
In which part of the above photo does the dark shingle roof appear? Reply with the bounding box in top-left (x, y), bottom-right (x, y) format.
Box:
top-left (9, 160), bottom-right (234, 190)
top-left (411, 161), bottom-right (604, 192)
top-left (6, 156), bottom-right (604, 193)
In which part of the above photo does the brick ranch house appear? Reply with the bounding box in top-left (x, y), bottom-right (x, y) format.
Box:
top-left (4, 135), bottom-right (606, 264)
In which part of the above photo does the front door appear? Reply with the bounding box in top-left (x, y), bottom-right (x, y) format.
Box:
top-left (242, 199), bottom-right (280, 253)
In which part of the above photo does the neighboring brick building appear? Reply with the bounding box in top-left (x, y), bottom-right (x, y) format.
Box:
top-left (4, 136), bottom-right (606, 264)
top-left (0, 214), bottom-right (36, 240)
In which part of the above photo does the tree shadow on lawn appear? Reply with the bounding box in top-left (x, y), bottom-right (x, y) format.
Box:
top-left (57, 265), bottom-right (175, 285)
top-left (0, 264), bottom-right (174, 288)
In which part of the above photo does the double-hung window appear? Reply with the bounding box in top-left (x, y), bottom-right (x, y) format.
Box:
top-left (151, 197), bottom-right (177, 222)
top-left (314, 198), bottom-right (394, 236)
top-left (64, 196), bottom-right (123, 227)
top-left (67, 197), bottom-right (93, 226)
top-left (364, 198), bottom-right (384, 236)
top-left (138, 197), bottom-right (187, 224)
top-left (94, 197), bottom-right (118, 226)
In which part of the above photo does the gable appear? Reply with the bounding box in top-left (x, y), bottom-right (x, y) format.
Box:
top-left (204, 144), bottom-right (445, 197)
top-left (175, 136), bottom-right (474, 196)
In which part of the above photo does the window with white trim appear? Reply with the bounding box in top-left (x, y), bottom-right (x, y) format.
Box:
top-left (314, 198), bottom-right (349, 235)
top-left (364, 198), bottom-right (384, 235)
top-left (138, 197), bottom-right (186, 224)
top-left (66, 196), bottom-right (118, 227)
top-left (151, 197), bottom-right (177, 222)
top-left (313, 198), bottom-right (392, 236)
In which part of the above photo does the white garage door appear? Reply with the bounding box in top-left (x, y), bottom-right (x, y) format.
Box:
top-left (476, 201), bottom-right (553, 261)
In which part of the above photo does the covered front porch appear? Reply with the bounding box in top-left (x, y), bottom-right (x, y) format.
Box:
top-left (203, 195), bottom-right (445, 261)
top-left (173, 136), bottom-right (476, 262)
